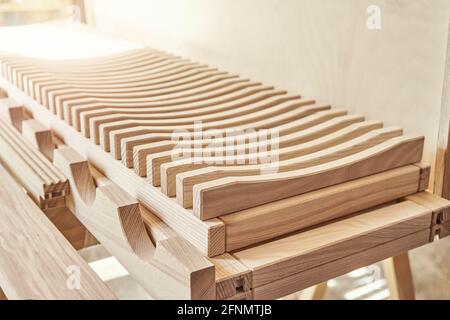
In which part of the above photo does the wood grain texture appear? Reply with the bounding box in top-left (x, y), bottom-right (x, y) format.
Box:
top-left (0, 288), bottom-right (6, 300)
top-left (0, 117), bottom-right (68, 209)
top-left (209, 253), bottom-right (252, 300)
top-left (435, 18), bottom-right (450, 199)
top-left (252, 229), bottom-right (431, 300)
top-left (383, 253), bottom-right (416, 300)
top-left (0, 98), bottom-right (25, 131)
top-left (233, 200), bottom-right (433, 288)
top-left (178, 127), bottom-right (402, 212)
top-left (0, 88), bottom-right (7, 98)
top-left (440, 221), bottom-right (450, 238)
top-left (160, 119), bottom-right (382, 196)
top-left (443, 211), bottom-right (450, 223)
top-left (1, 76), bottom-right (226, 257)
top-left (0, 38), bottom-right (427, 258)
top-left (221, 166), bottom-right (422, 251)
top-left (44, 206), bottom-right (98, 250)
top-left (195, 136), bottom-right (424, 218)
top-left (99, 99), bottom-right (323, 153)
top-left (414, 163), bottom-right (431, 192)
top-left (0, 164), bottom-right (115, 300)
top-left (140, 203), bottom-right (252, 300)
top-left (406, 192), bottom-right (450, 215)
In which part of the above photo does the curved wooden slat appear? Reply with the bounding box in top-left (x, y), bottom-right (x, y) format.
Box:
top-left (47, 69), bottom-right (228, 110)
top-left (90, 97), bottom-right (309, 143)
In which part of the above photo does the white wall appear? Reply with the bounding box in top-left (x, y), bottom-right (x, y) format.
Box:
top-left (89, 0), bottom-right (450, 182)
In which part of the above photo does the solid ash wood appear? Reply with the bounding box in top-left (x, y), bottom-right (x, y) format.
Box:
top-left (383, 253), bottom-right (416, 300)
top-left (0, 47), bottom-right (430, 258)
top-left (233, 200), bottom-right (434, 288)
top-left (53, 145), bottom-right (215, 299)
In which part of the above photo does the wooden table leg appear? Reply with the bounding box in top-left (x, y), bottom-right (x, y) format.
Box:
top-left (382, 252), bottom-right (416, 300)
top-left (0, 288), bottom-right (7, 300)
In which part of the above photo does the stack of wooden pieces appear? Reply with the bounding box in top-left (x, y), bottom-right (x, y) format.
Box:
top-left (0, 106), bottom-right (68, 209)
top-left (0, 49), bottom-right (431, 255)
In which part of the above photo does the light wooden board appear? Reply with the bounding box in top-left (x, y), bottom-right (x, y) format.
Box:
top-left (0, 88), bottom-right (7, 98)
top-left (383, 253), bottom-right (416, 300)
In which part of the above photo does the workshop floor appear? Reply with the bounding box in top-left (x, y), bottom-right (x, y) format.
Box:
top-left (79, 237), bottom-right (450, 300)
